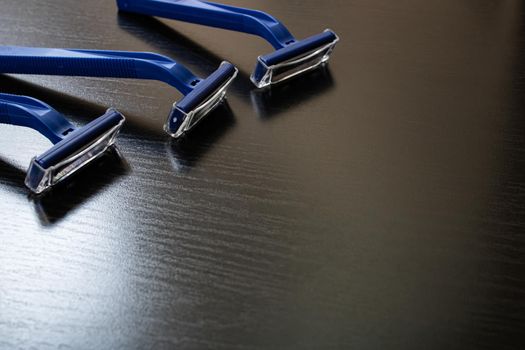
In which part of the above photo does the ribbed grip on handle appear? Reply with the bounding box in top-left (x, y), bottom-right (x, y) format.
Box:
top-left (0, 55), bottom-right (138, 78)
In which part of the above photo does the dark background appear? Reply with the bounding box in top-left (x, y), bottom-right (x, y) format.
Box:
top-left (0, 0), bottom-right (524, 349)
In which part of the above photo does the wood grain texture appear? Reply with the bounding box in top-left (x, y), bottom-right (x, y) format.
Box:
top-left (0, 0), bottom-right (524, 349)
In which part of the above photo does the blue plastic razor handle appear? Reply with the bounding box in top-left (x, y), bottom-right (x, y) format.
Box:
top-left (0, 46), bottom-right (238, 138)
top-left (0, 93), bottom-right (125, 194)
top-left (116, 0), bottom-right (339, 88)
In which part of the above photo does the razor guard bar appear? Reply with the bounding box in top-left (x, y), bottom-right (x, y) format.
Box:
top-left (0, 46), bottom-right (237, 137)
top-left (0, 93), bottom-right (125, 193)
top-left (116, 0), bottom-right (339, 88)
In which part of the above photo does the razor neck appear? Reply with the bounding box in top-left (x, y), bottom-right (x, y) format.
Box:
top-left (0, 94), bottom-right (75, 144)
top-left (117, 0), bottom-right (297, 49)
top-left (0, 47), bottom-right (200, 95)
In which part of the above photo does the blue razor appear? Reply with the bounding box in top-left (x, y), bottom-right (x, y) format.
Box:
top-left (116, 0), bottom-right (340, 88)
top-left (0, 93), bottom-right (125, 194)
top-left (0, 46), bottom-right (238, 138)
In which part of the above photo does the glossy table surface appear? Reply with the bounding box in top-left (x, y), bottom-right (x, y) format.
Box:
top-left (1, 0), bottom-right (524, 349)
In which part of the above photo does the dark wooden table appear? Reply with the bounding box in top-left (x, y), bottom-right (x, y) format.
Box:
top-left (1, 0), bottom-right (524, 349)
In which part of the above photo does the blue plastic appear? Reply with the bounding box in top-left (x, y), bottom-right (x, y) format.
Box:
top-left (0, 93), bottom-right (125, 193)
top-left (0, 93), bottom-right (76, 144)
top-left (35, 110), bottom-right (123, 169)
top-left (0, 46), bottom-right (237, 137)
top-left (116, 0), bottom-right (339, 87)
top-left (117, 0), bottom-right (296, 49)
top-left (168, 61), bottom-right (237, 135)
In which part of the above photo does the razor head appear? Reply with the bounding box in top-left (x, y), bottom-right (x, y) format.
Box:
top-left (25, 109), bottom-right (125, 194)
top-left (165, 61), bottom-right (238, 139)
top-left (251, 29), bottom-right (339, 88)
